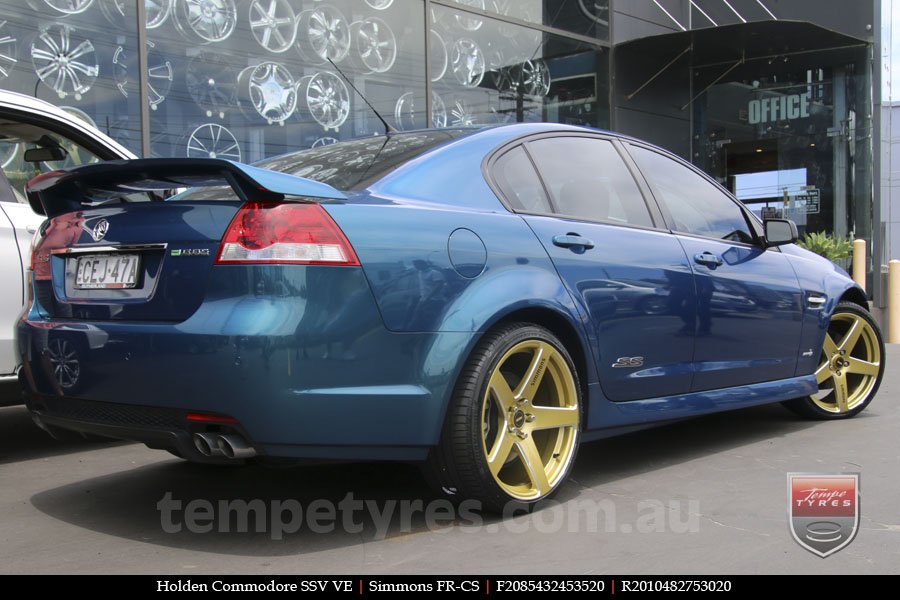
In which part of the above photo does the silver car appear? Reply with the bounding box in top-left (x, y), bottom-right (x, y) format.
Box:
top-left (0, 90), bottom-right (134, 391)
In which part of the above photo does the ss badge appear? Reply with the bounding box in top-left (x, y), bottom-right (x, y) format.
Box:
top-left (611, 356), bottom-right (644, 368)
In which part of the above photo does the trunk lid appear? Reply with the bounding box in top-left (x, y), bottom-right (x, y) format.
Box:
top-left (27, 158), bottom-right (345, 322)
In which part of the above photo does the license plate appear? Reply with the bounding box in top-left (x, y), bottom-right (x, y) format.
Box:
top-left (74, 254), bottom-right (140, 289)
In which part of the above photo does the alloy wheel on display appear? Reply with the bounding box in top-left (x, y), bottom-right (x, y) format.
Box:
top-left (173, 0), bottom-right (237, 44)
top-left (248, 0), bottom-right (297, 54)
top-left (296, 5), bottom-right (351, 64)
top-left (0, 20), bottom-right (16, 79)
top-left (31, 23), bottom-right (98, 100)
top-left (186, 123), bottom-right (241, 161)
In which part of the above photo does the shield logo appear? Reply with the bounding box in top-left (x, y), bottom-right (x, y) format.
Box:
top-left (90, 219), bottom-right (109, 242)
top-left (788, 473), bottom-right (859, 557)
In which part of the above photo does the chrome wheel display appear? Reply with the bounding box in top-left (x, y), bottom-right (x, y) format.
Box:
top-left (299, 71), bottom-right (350, 130)
top-left (0, 21), bottom-right (16, 80)
top-left (519, 59), bottom-right (550, 97)
top-left (578, 0), bottom-right (610, 26)
top-left (31, 23), bottom-right (98, 100)
top-left (112, 43), bottom-right (174, 110)
top-left (146, 0), bottom-right (174, 28)
top-left (364, 0), bottom-right (393, 9)
top-left (429, 29), bottom-right (447, 82)
top-left (296, 5), bottom-right (351, 63)
top-left (27, 0), bottom-right (94, 15)
top-left (351, 17), bottom-right (396, 74)
top-left (450, 38), bottom-right (485, 88)
top-left (174, 0), bottom-right (237, 44)
top-left (394, 91), bottom-right (446, 130)
top-left (238, 62), bottom-right (297, 124)
top-left (453, 0), bottom-right (484, 31)
top-left (186, 123), bottom-right (241, 161)
top-left (186, 52), bottom-right (237, 118)
top-left (810, 309), bottom-right (882, 414)
top-left (248, 0), bottom-right (297, 54)
top-left (449, 97), bottom-right (476, 126)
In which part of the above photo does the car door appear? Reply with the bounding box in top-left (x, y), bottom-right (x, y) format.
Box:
top-left (626, 143), bottom-right (804, 392)
top-left (490, 135), bottom-right (696, 402)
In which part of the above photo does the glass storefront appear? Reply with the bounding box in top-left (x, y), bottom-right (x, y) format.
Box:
top-left (0, 0), bottom-right (610, 162)
top-left (691, 47), bottom-right (873, 266)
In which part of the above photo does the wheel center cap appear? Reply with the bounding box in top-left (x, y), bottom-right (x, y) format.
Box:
top-left (512, 409), bottom-right (526, 429)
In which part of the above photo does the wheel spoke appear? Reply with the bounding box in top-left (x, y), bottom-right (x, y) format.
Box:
top-left (515, 437), bottom-right (550, 496)
top-left (529, 404), bottom-right (578, 431)
top-left (486, 428), bottom-right (514, 477)
top-left (814, 360), bottom-right (831, 384)
top-left (833, 373), bottom-right (850, 412)
top-left (845, 356), bottom-right (879, 377)
top-left (822, 333), bottom-right (838, 360)
top-left (513, 342), bottom-right (550, 402)
top-left (489, 370), bottom-right (516, 410)
top-left (838, 317), bottom-right (864, 352)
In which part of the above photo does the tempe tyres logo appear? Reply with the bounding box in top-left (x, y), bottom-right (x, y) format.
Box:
top-left (788, 473), bottom-right (859, 557)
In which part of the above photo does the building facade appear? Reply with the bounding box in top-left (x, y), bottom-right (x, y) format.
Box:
top-left (0, 0), bottom-right (891, 304)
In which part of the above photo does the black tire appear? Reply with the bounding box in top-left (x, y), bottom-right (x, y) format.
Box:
top-left (426, 322), bottom-right (582, 513)
top-left (783, 301), bottom-right (885, 419)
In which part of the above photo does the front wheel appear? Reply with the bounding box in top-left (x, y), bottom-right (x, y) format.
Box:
top-left (427, 323), bottom-right (582, 512)
top-left (783, 301), bottom-right (885, 419)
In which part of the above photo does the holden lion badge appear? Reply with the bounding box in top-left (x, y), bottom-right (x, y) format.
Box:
top-left (788, 473), bottom-right (859, 557)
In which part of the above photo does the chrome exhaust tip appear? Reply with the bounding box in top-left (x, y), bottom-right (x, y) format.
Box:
top-left (216, 434), bottom-right (257, 459)
top-left (193, 432), bottom-right (223, 457)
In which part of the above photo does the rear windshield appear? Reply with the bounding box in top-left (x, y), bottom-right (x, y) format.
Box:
top-left (176, 129), bottom-right (469, 201)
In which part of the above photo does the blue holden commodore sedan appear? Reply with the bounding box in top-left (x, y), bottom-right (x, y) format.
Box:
top-left (18, 123), bottom-right (885, 510)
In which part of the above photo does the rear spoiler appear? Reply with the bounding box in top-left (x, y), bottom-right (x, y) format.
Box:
top-left (25, 157), bottom-right (347, 218)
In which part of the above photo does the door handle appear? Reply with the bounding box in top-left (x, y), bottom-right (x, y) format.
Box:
top-left (693, 252), bottom-right (723, 268)
top-left (553, 234), bottom-right (595, 250)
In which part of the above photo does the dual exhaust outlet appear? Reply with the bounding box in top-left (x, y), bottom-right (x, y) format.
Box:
top-left (193, 432), bottom-right (256, 459)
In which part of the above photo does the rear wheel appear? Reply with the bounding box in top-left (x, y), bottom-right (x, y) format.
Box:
top-left (427, 323), bottom-right (581, 512)
top-left (783, 301), bottom-right (884, 419)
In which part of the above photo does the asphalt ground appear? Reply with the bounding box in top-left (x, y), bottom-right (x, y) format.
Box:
top-left (1, 345), bottom-right (897, 574)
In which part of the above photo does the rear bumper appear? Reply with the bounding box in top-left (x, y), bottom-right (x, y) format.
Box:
top-left (17, 267), bottom-right (474, 461)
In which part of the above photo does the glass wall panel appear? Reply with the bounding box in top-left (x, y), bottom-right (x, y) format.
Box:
top-left (443, 0), bottom-right (609, 40)
top-left (0, 0), bottom-right (142, 156)
top-left (145, 0), bottom-right (426, 162)
top-left (430, 3), bottom-right (607, 129)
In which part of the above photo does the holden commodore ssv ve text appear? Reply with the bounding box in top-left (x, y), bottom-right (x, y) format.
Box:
top-left (18, 124), bottom-right (885, 510)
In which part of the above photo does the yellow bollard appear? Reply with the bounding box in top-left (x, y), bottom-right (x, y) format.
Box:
top-left (852, 239), bottom-right (866, 292)
top-left (890, 260), bottom-right (900, 344)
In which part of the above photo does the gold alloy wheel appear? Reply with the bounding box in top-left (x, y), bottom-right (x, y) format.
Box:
top-left (480, 339), bottom-right (579, 501)
top-left (811, 311), bottom-right (882, 414)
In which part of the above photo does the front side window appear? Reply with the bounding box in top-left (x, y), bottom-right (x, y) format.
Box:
top-left (526, 137), bottom-right (654, 228)
top-left (629, 145), bottom-right (755, 244)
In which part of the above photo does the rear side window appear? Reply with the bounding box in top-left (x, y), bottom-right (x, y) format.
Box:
top-left (628, 145), bottom-right (755, 244)
top-left (526, 137), bottom-right (654, 228)
top-left (491, 146), bottom-right (552, 213)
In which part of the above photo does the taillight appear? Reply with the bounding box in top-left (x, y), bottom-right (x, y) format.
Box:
top-left (31, 213), bottom-right (84, 281)
top-left (215, 202), bottom-right (359, 266)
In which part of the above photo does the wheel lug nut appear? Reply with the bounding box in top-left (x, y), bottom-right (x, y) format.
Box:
top-left (516, 430), bottom-right (527, 439)
top-left (525, 413), bottom-right (535, 423)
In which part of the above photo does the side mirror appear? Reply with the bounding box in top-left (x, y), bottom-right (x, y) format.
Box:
top-left (23, 146), bottom-right (68, 163)
top-left (763, 218), bottom-right (798, 247)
